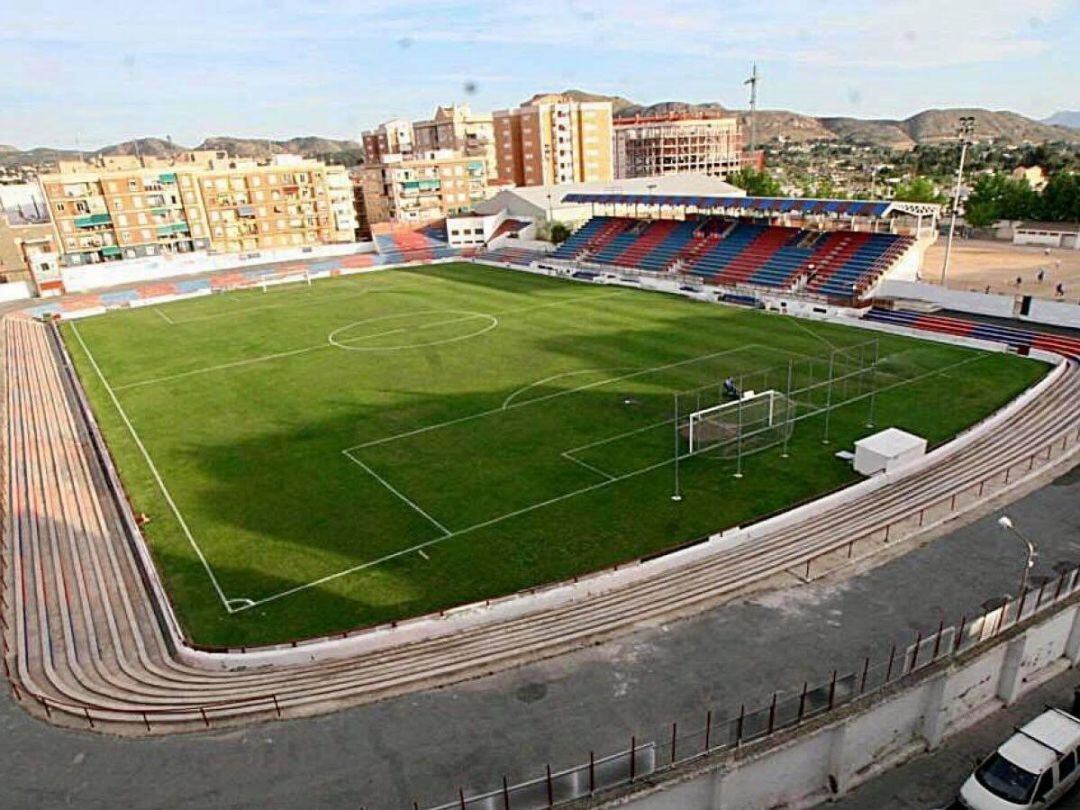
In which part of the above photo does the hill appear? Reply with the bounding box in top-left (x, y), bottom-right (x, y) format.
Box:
top-left (1044, 111), bottom-right (1080, 129)
top-left (196, 136), bottom-right (360, 157)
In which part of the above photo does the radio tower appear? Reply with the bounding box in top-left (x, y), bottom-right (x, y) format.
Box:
top-left (744, 63), bottom-right (759, 154)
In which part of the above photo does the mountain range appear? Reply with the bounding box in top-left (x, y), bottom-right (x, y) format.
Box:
top-left (2, 97), bottom-right (1077, 169)
top-left (0, 136), bottom-right (360, 169)
top-left (559, 92), bottom-right (1080, 149)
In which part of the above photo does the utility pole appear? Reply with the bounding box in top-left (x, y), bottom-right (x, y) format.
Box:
top-left (744, 64), bottom-right (759, 155)
top-left (940, 115), bottom-right (976, 286)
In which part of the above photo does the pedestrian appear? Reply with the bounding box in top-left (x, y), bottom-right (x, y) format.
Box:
top-left (1037, 268), bottom-right (1045, 283)
top-left (1055, 282), bottom-right (1065, 297)
top-left (1016, 275), bottom-right (1023, 288)
top-left (985, 284), bottom-right (991, 294)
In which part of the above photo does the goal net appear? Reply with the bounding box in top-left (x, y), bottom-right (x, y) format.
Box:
top-left (684, 389), bottom-right (793, 457)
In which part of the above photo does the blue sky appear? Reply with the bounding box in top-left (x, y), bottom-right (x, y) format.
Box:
top-left (3, 0), bottom-right (1077, 149)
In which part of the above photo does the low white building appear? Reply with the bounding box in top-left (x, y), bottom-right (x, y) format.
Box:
top-left (1013, 221), bottom-right (1079, 250)
top-left (472, 174), bottom-right (746, 230)
top-left (853, 428), bottom-right (927, 476)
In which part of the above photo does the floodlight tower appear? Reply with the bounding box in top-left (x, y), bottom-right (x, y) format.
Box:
top-left (744, 64), bottom-right (759, 155)
top-left (940, 115), bottom-right (976, 285)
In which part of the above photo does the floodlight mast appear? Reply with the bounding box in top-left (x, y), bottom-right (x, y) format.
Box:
top-left (940, 116), bottom-right (976, 286)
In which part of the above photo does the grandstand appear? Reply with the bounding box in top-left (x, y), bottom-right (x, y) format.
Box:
top-left (538, 193), bottom-right (936, 304)
top-left (372, 221), bottom-right (459, 263)
top-left (550, 215), bottom-right (914, 300)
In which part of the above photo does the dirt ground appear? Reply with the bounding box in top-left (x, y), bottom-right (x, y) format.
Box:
top-left (920, 238), bottom-right (1080, 302)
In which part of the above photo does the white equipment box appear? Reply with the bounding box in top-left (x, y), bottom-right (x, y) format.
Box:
top-left (853, 428), bottom-right (927, 476)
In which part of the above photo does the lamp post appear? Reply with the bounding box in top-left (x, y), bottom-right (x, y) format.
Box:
top-left (940, 116), bottom-right (976, 286)
top-left (997, 515), bottom-right (1037, 597)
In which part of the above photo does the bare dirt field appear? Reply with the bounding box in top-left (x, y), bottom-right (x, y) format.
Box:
top-left (920, 238), bottom-right (1080, 301)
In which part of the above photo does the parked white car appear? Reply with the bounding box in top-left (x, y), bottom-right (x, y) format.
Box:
top-left (959, 708), bottom-right (1080, 808)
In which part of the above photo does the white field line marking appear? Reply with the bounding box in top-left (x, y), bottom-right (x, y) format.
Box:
top-left (126, 290), bottom-right (625, 389)
top-left (418, 549), bottom-right (430, 561)
top-left (560, 451), bottom-right (617, 482)
top-left (153, 308), bottom-right (175, 325)
top-left (342, 450), bottom-right (452, 536)
top-left (235, 452), bottom-right (678, 612)
top-left (348, 346), bottom-right (759, 452)
top-left (329, 311), bottom-right (499, 351)
top-left (784, 315), bottom-right (840, 350)
top-left (238, 350), bottom-right (997, 610)
top-left (68, 322), bottom-right (235, 613)
top-left (157, 286), bottom-right (406, 326)
top-left (501, 367), bottom-right (636, 410)
top-left (563, 416), bottom-right (674, 456)
top-left (113, 344), bottom-right (329, 392)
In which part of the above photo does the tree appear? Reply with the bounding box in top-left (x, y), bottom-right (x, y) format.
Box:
top-left (1037, 172), bottom-right (1080, 223)
top-left (549, 222), bottom-right (571, 244)
top-left (892, 176), bottom-right (944, 204)
top-left (727, 167), bottom-right (782, 197)
top-left (962, 173), bottom-right (1040, 228)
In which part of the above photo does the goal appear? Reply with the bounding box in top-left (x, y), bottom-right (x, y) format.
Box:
top-left (685, 389), bottom-right (792, 456)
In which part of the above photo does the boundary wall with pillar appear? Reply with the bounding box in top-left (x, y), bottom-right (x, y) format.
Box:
top-left (582, 591), bottom-right (1080, 810)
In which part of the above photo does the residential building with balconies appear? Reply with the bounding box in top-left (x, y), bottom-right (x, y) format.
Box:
top-left (493, 94), bottom-right (614, 187)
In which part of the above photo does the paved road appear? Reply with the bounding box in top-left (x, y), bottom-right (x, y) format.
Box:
top-left (2, 465), bottom-right (1079, 809)
top-left (835, 667), bottom-right (1080, 809)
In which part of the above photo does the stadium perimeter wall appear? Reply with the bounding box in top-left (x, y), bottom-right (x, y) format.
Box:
top-left (59, 240), bottom-right (377, 293)
top-left (583, 596), bottom-right (1080, 810)
top-left (877, 278), bottom-right (1080, 329)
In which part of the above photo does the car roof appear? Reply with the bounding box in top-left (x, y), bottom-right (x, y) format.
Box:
top-left (998, 710), bottom-right (1080, 773)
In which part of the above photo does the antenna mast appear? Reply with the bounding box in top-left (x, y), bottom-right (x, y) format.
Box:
top-left (744, 64), bottom-right (759, 154)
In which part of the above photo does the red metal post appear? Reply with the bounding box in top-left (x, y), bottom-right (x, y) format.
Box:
top-left (954, 615), bottom-right (967, 653)
top-left (704, 710), bottom-right (712, 751)
top-left (910, 631), bottom-right (923, 671)
top-left (546, 764), bottom-right (554, 805)
top-left (502, 776), bottom-right (510, 810)
top-left (932, 620), bottom-right (945, 660)
top-left (589, 752), bottom-right (595, 794)
top-left (885, 644), bottom-right (897, 681)
top-left (670, 722), bottom-right (678, 763)
top-left (629, 737), bottom-right (636, 781)
top-left (767, 692), bottom-right (778, 734)
top-left (798, 682), bottom-right (808, 722)
top-left (859, 657), bottom-right (870, 694)
top-left (827, 671), bottom-right (837, 710)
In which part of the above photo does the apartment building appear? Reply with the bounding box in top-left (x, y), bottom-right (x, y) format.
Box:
top-left (412, 104), bottom-right (496, 178)
top-left (492, 94), bottom-right (614, 187)
top-left (614, 113), bottom-right (742, 180)
top-left (325, 165), bottom-right (359, 241)
top-left (39, 151), bottom-right (353, 266)
top-left (358, 150), bottom-right (488, 226)
top-left (361, 118), bottom-right (413, 165)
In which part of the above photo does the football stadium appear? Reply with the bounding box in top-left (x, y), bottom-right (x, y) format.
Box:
top-left (5, 190), bottom-right (1080, 747)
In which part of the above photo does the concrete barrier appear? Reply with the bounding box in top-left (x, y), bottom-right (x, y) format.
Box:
top-left (594, 599), bottom-right (1080, 810)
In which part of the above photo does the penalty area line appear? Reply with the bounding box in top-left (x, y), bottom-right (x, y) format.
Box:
top-left (68, 322), bottom-right (236, 614)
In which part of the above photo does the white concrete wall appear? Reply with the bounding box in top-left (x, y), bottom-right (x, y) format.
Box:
top-left (60, 241), bottom-right (376, 293)
top-left (602, 603), bottom-right (1080, 810)
top-left (1027, 297), bottom-right (1080, 329)
top-left (0, 281), bottom-right (33, 302)
top-left (876, 278), bottom-right (1080, 329)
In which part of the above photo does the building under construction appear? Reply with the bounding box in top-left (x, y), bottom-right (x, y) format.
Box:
top-left (613, 112), bottom-right (743, 180)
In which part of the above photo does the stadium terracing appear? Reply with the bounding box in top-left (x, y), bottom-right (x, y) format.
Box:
top-left (537, 193), bottom-right (938, 302)
top-left (2, 291), bottom-right (1078, 736)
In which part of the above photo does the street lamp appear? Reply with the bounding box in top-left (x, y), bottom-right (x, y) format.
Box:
top-left (997, 515), bottom-right (1037, 597)
top-left (940, 116), bottom-right (976, 286)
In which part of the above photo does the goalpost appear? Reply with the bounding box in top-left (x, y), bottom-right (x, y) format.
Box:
top-left (686, 389), bottom-right (792, 455)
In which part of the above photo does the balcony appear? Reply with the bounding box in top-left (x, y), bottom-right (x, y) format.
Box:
top-left (74, 213), bottom-right (113, 228)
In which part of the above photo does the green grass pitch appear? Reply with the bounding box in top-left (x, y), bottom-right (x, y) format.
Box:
top-left (61, 262), bottom-right (1047, 647)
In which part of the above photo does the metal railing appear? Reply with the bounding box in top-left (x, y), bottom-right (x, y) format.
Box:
top-left (425, 564), bottom-right (1080, 810)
